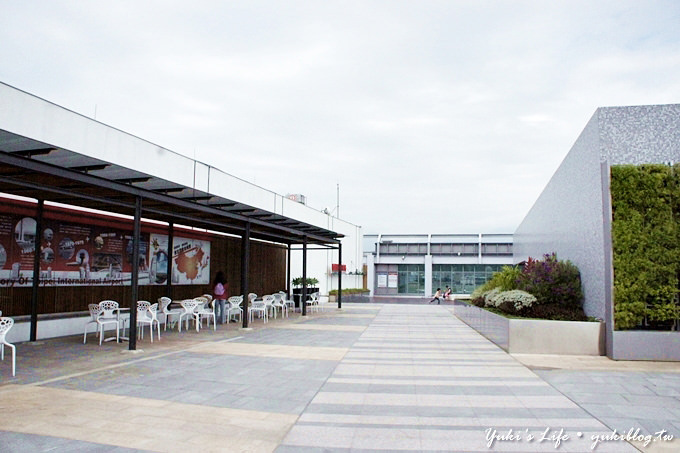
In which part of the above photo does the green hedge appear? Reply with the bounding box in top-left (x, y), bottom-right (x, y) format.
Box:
top-left (329, 288), bottom-right (370, 296)
top-left (611, 164), bottom-right (680, 330)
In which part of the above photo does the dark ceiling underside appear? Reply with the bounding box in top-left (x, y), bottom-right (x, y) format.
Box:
top-left (0, 131), bottom-right (341, 246)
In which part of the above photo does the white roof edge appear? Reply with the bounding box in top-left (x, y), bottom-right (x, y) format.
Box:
top-left (0, 81), bottom-right (361, 231)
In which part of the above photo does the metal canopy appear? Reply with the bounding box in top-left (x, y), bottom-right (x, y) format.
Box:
top-left (0, 132), bottom-right (342, 246)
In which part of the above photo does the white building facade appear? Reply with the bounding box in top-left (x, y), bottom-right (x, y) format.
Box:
top-left (364, 233), bottom-right (514, 297)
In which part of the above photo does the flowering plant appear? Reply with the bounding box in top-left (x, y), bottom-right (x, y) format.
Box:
top-left (491, 290), bottom-right (537, 313)
top-left (517, 253), bottom-right (583, 309)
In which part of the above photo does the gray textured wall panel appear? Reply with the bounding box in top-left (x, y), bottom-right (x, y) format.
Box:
top-left (514, 112), bottom-right (606, 319)
top-left (515, 104), bottom-right (680, 323)
top-left (599, 104), bottom-right (680, 164)
top-left (513, 104), bottom-right (680, 359)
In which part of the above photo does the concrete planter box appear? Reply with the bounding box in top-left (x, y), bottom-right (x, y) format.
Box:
top-left (455, 301), bottom-right (604, 355)
top-left (612, 330), bottom-right (680, 361)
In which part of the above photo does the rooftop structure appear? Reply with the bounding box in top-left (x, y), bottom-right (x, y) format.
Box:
top-left (364, 233), bottom-right (513, 296)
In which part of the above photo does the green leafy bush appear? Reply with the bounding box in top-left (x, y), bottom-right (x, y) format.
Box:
top-left (474, 265), bottom-right (521, 295)
top-left (292, 277), bottom-right (319, 287)
top-left (611, 164), bottom-right (680, 330)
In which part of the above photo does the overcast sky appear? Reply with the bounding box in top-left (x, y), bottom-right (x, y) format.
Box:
top-left (1, 1), bottom-right (679, 235)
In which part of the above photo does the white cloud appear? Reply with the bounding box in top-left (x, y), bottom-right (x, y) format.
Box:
top-left (1, 0), bottom-right (679, 235)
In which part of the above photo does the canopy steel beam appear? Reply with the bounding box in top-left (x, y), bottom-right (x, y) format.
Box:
top-left (11, 148), bottom-right (56, 157)
top-left (69, 164), bottom-right (110, 172)
top-left (0, 153), bottom-right (341, 245)
top-left (114, 177), bottom-right (152, 184)
top-left (151, 187), bottom-right (185, 194)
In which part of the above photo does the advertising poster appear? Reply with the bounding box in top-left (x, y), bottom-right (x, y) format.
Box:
top-left (171, 236), bottom-right (211, 285)
top-left (0, 200), bottom-right (211, 287)
top-left (0, 210), bottom-right (151, 287)
top-left (377, 274), bottom-right (387, 288)
top-left (388, 272), bottom-right (398, 288)
top-left (149, 233), bottom-right (169, 285)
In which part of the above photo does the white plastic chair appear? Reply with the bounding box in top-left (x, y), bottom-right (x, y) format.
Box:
top-left (305, 292), bottom-right (320, 313)
top-left (136, 301), bottom-right (161, 342)
top-left (227, 296), bottom-right (243, 323)
top-left (97, 300), bottom-right (122, 345)
top-left (272, 293), bottom-right (288, 318)
top-left (196, 298), bottom-right (216, 331)
top-left (249, 298), bottom-right (268, 323)
top-left (159, 296), bottom-right (181, 331)
top-left (83, 303), bottom-right (101, 344)
top-left (0, 317), bottom-right (16, 376)
top-left (263, 295), bottom-right (276, 318)
top-left (178, 299), bottom-right (201, 332)
top-left (279, 292), bottom-right (295, 314)
top-left (317, 294), bottom-right (328, 312)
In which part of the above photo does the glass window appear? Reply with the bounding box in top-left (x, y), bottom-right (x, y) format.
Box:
top-left (431, 264), bottom-right (505, 294)
top-left (398, 264), bottom-right (424, 294)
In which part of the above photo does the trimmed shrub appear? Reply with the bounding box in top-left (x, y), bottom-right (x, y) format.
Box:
top-left (483, 288), bottom-right (501, 307)
top-left (329, 288), bottom-right (369, 296)
top-left (492, 290), bottom-right (537, 314)
top-left (526, 303), bottom-right (588, 321)
top-left (470, 297), bottom-right (486, 307)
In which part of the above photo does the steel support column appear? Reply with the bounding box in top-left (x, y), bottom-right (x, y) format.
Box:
top-left (302, 237), bottom-right (308, 316)
top-left (129, 196), bottom-right (141, 350)
top-left (241, 222), bottom-right (250, 328)
top-left (166, 222), bottom-right (174, 298)
top-left (286, 244), bottom-right (291, 297)
top-left (338, 242), bottom-right (342, 309)
top-left (601, 161), bottom-right (615, 358)
top-left (29, 199), bottom-right (44, 342)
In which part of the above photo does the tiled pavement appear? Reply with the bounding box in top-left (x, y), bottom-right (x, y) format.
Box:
top-left (0, 303), bottom-right (678, 452)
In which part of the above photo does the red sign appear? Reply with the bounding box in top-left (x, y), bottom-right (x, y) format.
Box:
top-left (331, 264), bottom-right (346, 272)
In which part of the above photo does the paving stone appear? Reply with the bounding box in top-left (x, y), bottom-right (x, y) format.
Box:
top-left (2, 303), bottom-right (677, 452)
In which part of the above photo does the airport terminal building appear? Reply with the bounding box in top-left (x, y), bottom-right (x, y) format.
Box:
top-left (364, 233), bottom-right (513, 297)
